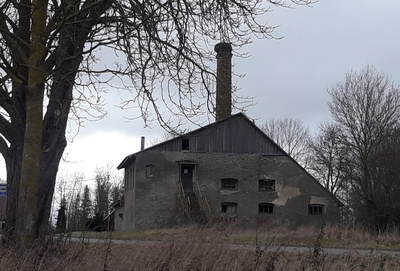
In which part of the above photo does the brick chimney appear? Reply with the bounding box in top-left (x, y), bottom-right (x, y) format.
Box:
top-left (214, 42), bottom-right (232, 122)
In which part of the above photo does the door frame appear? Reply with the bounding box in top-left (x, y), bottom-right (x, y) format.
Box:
top-left (178, 162), bottom-right (197, 193)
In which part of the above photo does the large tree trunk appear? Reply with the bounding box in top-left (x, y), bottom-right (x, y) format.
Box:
top-left (13, 0), bottom-right (48, 245)
top-left (2, 0), bottom-right (30, 243)
top-left (15, 90), bottom-right (44, 245)
top-left (4, 141), bottom-right (23, 241)
top-left (5, 64), bottom-right (78, 243)
top-left (1, 0), bottom-right (110, 245)
top-left (35, 66), bottom-right (76, 239)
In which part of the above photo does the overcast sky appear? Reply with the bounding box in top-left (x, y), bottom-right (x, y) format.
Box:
top-left (1, 0), bottom-right (400, 182)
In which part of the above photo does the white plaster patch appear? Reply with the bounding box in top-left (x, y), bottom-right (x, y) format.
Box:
top-left (310, 196), bottom-right (328, 205)
top-left (272, 186), bottom-right (301, 206)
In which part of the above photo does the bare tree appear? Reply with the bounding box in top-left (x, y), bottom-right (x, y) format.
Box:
top-left (261, 118), bottom-right (311, 167)
top-left (110, 179), bottom-right (124, 206)
top-left (328, 65), bottom-right (400, 229)
top-left (0, 0), bottom-right (314, 245)
top-left (367, 127), bottom-right (400, 228)
top-left (54, 171), bottom-right (83, 230)
top-left (94, 168), bottom-right (112, 222)
top-left (308, 122), bottom-right (347, 197)
top-left (307, 121), bottom-right (356, 224)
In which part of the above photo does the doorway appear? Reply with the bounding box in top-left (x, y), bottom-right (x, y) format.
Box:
top-left (180, 165), bottom-right (194, 193)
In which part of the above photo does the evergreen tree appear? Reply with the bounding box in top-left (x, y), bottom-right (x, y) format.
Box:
top-left (81, 185), bottom-right (92, 229)
top-left (56, 197), bottom-right (67, 232)
top-left (69, 192), bottom-right (81, 231)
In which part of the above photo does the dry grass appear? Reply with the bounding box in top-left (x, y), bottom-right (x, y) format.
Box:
top-left (69, 224), bottom-right (400, 250)
top-left (1, 225), bottom-right (400, 271)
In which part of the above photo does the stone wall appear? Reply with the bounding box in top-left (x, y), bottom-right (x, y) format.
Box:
top-left (115, 150), bottom-right (340, 231)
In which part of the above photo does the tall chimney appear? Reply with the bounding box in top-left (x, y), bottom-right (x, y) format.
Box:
top-left (214, 42), bottom-right (232, 122)
top-left (140, 136), bottom-right (145, 151)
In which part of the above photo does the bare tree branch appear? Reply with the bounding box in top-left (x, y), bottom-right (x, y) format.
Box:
top-left (261, 118), bottom-right (311, 168)
top-left (328, 65), bottom-right (400, 229)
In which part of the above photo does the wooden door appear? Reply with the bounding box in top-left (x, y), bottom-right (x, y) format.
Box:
top-left (180, 165), bottom-right (193, 193)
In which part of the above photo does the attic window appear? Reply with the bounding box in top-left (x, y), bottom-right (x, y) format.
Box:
top-left (308, 204), bottom-right (324, 215)
top-left (259, 203), bottom-right (274, 214)
top-left (258, 179), bottom-right (275, 192)
top-left (221, 202), bottom-right (237, 214)
top-left (145, 165), bottom-right (155, 178)
top-left (221, 178), bottom-right (238, 190)
top-left (181, 139), bottom-right (189, 151)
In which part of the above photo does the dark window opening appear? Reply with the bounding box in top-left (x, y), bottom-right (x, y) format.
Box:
top-left (182, 139), bottom-right (189, 151)
top-left (258, 179), bottom-right (275, 191)
top-left (146, 165), bottom-right (155, 178)
top-left (221, 178), bottom-right (238, 190)
top-left (308, 204), bottom-right (324, 215)
top-left (221, 202), bottom-right (237, 214)
top-left (259, 203), bottom-right (274, 214)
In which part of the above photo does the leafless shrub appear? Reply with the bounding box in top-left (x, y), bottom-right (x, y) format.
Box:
top-left (310, 222), bottom-right (326, 271)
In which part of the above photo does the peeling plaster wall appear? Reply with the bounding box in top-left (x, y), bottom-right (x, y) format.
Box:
top-left (310, 196), bottom-right (330, 205)
top-left (273, 186), bottom-right (300, 206)
top-left (115, 151), bottom-right (340, 231)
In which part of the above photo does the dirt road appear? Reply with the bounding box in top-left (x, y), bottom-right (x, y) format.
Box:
top-left (68, 237), bottom-right (400, 257)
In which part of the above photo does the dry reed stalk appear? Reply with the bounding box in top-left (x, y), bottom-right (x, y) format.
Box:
top-left (1, 225), bottom-right (400, 270)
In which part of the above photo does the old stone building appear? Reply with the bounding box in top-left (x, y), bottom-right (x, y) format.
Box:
top-left (112, 43), bottom-right (341, 231)
top-left (113, 113), bottom-right (341, 231)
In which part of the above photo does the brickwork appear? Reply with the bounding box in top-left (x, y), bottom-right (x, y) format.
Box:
top-left (215, 42), bottom-right (232, 122)
top-left (115, 150), bottom-right (340, 231)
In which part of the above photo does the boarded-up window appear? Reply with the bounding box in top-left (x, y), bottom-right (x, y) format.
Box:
top-left (146, 165), bottom-right (155, 178)
top-left (308, 204), bottom-right (324, 215)
top-left (221, 178), bottom-right (238, 190)
top-left (258, 179), bottom-right (275, 191)
top-left (259, 203), bottom-right (274, 214)
top-left (221, 202), bottom-right (237, 214)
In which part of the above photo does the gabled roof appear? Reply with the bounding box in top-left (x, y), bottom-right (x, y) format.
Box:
top-left (117, 113), bottom-right (286, 169)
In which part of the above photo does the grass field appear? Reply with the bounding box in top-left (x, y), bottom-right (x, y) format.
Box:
top-left (70, 224), bottom-right (400, 250)
top-left (1, 224), bottom-right (400, 270)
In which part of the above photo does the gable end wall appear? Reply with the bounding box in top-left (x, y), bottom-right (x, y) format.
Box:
top-left (115, 150), bottom-right (339, 230)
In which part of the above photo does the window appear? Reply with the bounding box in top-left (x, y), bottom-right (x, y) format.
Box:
top-left (258, 179), bottom-right (275, 191)
top-left (181, 138), bottom-right (189, 151)
top-left (259, 203), bottom-right (274, 214)
top-left (308, 204), bottom-right (324, 215)
top-left (221, 178), bottom-right (238, 190)
top-left (146, 165), bottom-right (155, 178)
top-left (221, 202), bottom-right (237, 214)
top-left (124, 168), bottom-right (134, 191)
top-left (129, 167), bottom-right (134, 190)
